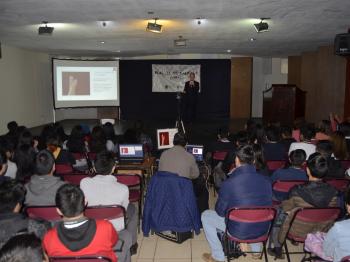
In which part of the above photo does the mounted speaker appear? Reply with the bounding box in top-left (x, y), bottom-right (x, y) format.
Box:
top-left (334, 33), bottom-right (350, 56)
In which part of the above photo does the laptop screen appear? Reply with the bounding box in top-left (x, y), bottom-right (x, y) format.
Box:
top-left (119, 144), bottom-right (144, 160)
top-left (186, 145), bottom-right (204, 162)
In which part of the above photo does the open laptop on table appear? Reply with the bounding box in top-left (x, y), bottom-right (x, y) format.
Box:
top-left (118, 144), bottom-right (145, 164)
top-left (185, 144), bottom-right (204, 163)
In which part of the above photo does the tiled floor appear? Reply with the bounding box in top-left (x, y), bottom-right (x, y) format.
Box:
top-left (132, 189), bottom-right (305, 262)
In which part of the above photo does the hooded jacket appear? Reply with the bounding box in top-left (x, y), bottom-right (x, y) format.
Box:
top-left (25, 174), bottom-right (66, 206)
top-left (278, 181), bottom-right (339, 243)
top-left (43, 219), bottom-right (118, 262)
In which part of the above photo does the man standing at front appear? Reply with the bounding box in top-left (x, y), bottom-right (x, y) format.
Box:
top-left (183, 72), bottom-right (200, 123)
top-left (201, 145), bottom-right (272, 262)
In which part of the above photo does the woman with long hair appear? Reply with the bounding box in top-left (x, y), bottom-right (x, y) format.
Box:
top-left (331, 131), bottom-right (349, 160)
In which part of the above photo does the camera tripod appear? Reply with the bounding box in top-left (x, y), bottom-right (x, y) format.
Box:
top-left (175, 92), bottom-right (186, 134)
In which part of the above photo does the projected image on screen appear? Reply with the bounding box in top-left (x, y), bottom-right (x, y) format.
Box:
top-left (53, 59), bottom-right (120, 108)
top-left (62, 72), bottom-right (90, 96)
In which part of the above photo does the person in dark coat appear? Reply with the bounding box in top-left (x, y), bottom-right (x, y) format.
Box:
top-left (183, 72), bottom-right (200, 123)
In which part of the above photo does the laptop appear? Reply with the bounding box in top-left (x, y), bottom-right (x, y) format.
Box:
top-left (118, 144), bottom-right (144, 164)
top-left (185, 144), bottom-right (204, 162)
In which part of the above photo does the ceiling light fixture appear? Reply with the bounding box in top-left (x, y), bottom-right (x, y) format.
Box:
top-left (196, 17), bottom-right (202, 25)
top-left (146, 18), bottom-right (163, 33)
top-left (254, 18), bottom-right (270, 33)
top-left (100, 41), bottom-right (105, 44)
top-left (174, 36), bottom-right (187, 47)
top-left (250, 37), bottom-right (256, 42)
top-left (38, 21), bottom-right (54, 36)
top-left (226, 49), bottom-right (231, 53)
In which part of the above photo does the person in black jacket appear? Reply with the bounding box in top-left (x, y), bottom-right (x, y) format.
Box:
top-left (183, 72), bottom-right (200, 123)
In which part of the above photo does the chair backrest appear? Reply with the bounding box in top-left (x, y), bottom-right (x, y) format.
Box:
top-left (324, 179), bottom-right (350, 192)
top-left (272, 180), bottom-right (306, 193)
top-left (114, 174), bottom-right (142, 187)
top-left (63, 174), bottom-right (91, 185)
top-left (87, 152), bottom-right (97, 161)
top-left (291, 207), bottom-right (341, 224)
top-left (85, 205), bottom-right (126, 223)
top-left (341, 256), bottom-right (350, 262)
top-left (50, 256), bottom-right (111, 262)
top-left (212, 151), bottom-right (229, 161)
top-left (266, 160), bottom-right (286, 171)
top-left (26, 206), bottom-right (61, 221)
top-left (340, 160), bottom-right (350, 170)
top-left (55, 164), bottom-right (74, 175)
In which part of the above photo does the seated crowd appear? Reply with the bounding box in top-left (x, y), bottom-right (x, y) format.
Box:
top-left (1, 116), bottom-right (350, 262)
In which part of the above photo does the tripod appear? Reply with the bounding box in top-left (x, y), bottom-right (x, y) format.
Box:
top-left (175, 92), bottom-right (186, 134)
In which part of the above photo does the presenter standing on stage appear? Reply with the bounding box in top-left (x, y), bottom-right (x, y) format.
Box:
top-left (183, 72), bottom-right (200, 123)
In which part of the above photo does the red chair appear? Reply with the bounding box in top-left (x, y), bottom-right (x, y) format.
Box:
top-left (85, 205), bottom-right (126, 224)
top-left (63, 173), bottom-right (93, 185)
top-left (26, 206), bottom-right (61, 221)
top-left (213, 151), bottom-right (229, 161)
top-left (225, 207), bottom-right (276, 262)
top-left (324, 179), bottom-right (350, 192)
top-left (266, 160), bottom-right (286, 172)
top-left (281, 207), bottom-right (341, 262)
top-left (50, 256), bottom-right (111, 261)
top-left (55, 164), bottom-right (74, 175)
top-left (340, 160), bottom-right (350, 170)
top-left (114, 174), bottom-right (143, 231)
top-left (272, 180), bottom-right (307, 203)
top-left (87, 152), bottom-right (97, 162)
top-left (342, 256), bottom-right (350, 262)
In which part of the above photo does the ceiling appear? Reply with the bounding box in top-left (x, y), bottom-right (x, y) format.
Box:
top-left (0, 0), bottom-right (349, 57)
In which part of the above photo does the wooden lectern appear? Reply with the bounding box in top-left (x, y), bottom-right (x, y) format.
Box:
top-left (263, 84), bottom-right (306, 125)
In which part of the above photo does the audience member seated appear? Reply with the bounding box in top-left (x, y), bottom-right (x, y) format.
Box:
top-left (89, 126), bottom-right (115, 153)
top-left (134, 120), bottom-right (153, 153)
top-left (331, 131), bottom-right (349, 160)
top-left (0, 234), bottom-right (48, 262)
top-left (263, 126), bottom-right (287, 161)
top-left (323, 187), bottom-right (350, 262)
top-left (316, 120), bottom-right (332, 141)
top-left (317, 140), bottom-right (345, 178)
top-left (0, 138), bottom-right (17, 179)
top-left (25, 150), bottom-right (66, 206)
top-left (17, 129), bottom-right (38, 152)
top-left (252, 144), bottom-right (269, 177)
top-left (280, 125), bottom-right (296, 152)
top-left (0, 180), bottom-right (48, 247)
top-left (46, 134), bottom-right (76, 166)
top-left (271, 149), bottom-right (307, 183)
top-left (0, 150), bottom-right (10, 184)
top-left (65, 125), bottom-right (87, 154)
top-left (201, 145), bottom-right (272, 262)
top-left (159, 133), bottom-right (199, 179)
top-left (14, 144), bottom-right (36, 182)
top-left (250, 123), bottom-right (266, 145)
top-left (209, 128), bottom-right (236, 153)
top-left (80, 151), bottom-right (136, 259)
top-left (289, 124), bottom-right (316, 159)
top-left (269, 153), bottom-right (339, 258)
top-left (3, 121), bottom-right (19, 147)
top-left (338, 122), bottom-right (350, 153)
top-left (43, 184), bottom-right (118, 262)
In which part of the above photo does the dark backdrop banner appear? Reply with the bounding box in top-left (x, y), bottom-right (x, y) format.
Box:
top-left (119, 59), bottom-right (231, 120)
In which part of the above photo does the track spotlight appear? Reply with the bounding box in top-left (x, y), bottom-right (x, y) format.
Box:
top-left (254, 18), bottom-right (269, 33)
top-left (38, 21), bottom-right (54, 35)
top-left (146, 18), bottom-right (163, 33)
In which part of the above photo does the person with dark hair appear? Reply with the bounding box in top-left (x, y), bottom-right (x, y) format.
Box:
top-left (158, 132), bottom-right (199, 179)
top-left (65, 125), bottom-right (87, 153)
top-left (0, 233), bottom-right (48, 262)
top-left (4, 121), bottom-right (18, 147)
top-left (0, 180), bottom-right (48, 247)
top-left (338, 122), bottom-right (350, 153)
top-left (183, 72), bottom-right (200, 123)
top-left (46, 134), bottom-right (76, 166)
top-left (134, 120), bottom-right (153, 153)
top-left (271, 149), bottom-right (307, 184)
top-left (201, 145), bottom-right (272, 262)
top-left (25, 150), bottom-right (65, 206)
top-left (80, 151), bottom-right (136, 259)
top-left (316, 120), bottom-right (332, 141)
top-left (252, 143), bottom-right (269, 177)
top-left (209, 128), bottom-right (235, 153)
top-left (263, 126), bottom-right (286, 161)
top-left (289, 124), bottom-right (316, 159)
top-left (43, 184), bottom-right (118, 262)
top-left (280, 125), bottom-right (296, 152)
top-left (323, 187), bottom-right (350, 261)
top-left (0, 138), bottom-right (17, 180)
top-left (316, 140), bottom-right (345, 178)
top-left (269, 153), bottom-right (339, 258)
top-left (14, 144), bottom-right (36, 182)
top-left (250, 123), bottom-right (266, 145)
top-left (0, 150), bottom-right (9, 184)
top-left (17, 129), bottom-right (37, 150)
top-left (88, 126), bottom-right (113, 153)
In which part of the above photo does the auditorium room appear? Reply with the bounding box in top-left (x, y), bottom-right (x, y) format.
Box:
top-left (1, 0), bottom-right (350, 262)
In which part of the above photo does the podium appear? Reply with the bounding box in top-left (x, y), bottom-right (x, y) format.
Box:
top-left (263, 84), bottom-right (306, 125)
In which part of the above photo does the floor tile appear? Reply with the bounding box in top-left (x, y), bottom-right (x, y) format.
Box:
top-left (154, 260), bottom-right (191, 262)
top-left (192, 230), bottom-right (206, 241)
top-left (138, 239), bottom-right (157, 259)
top-left (191, 240), bottom-right (211, 258)
top-left (155, 239), bottom-right (191, 259)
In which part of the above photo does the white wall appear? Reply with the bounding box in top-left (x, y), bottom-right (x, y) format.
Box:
top-left (251, 57), bottom-right (288, 118)
top-left (0, 45), bottom-right (52, 134)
